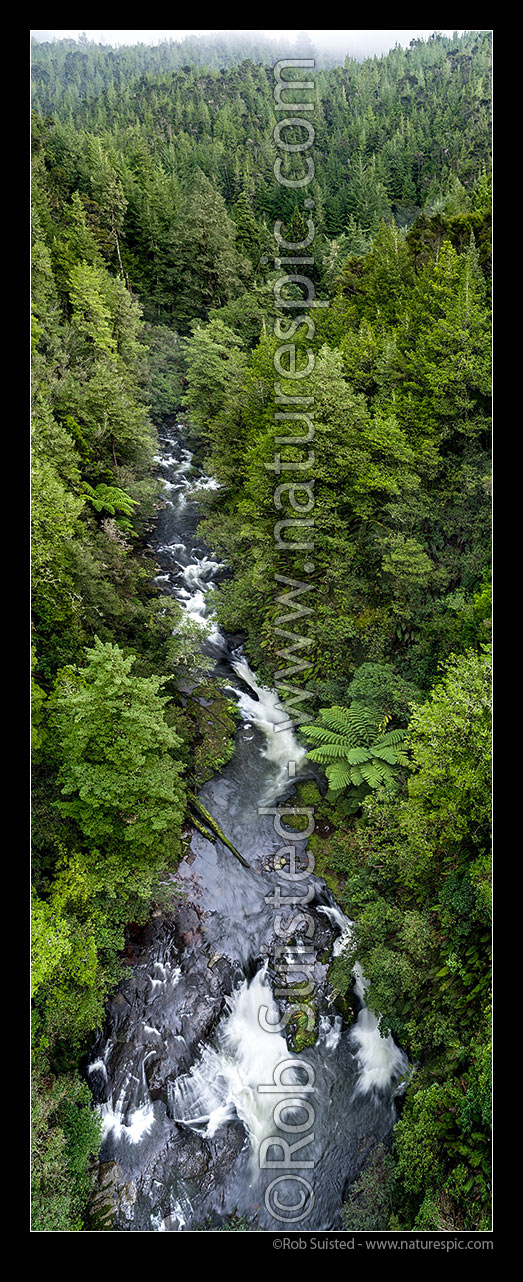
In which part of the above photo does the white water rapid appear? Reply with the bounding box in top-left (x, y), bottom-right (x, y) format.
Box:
top-left (86, 424), bottom-right (410, 1231)
top-left (317, 905), bottom-right (408, 1095)
top-left (228, 655), bottom-right (306, 797)
top-left (168, 964), bottom-right (302, 1160)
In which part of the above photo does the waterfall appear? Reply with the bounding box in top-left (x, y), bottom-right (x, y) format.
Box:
top-left (317, 1014), bottom-right (343, 1051)
top-left (153, 438), bottom-right (226, 650)
top-left (317, 903), bottom-right (353, 957)
top-left (350, 962), bottom-right (408, 1095)
top-left (98, 1058), bottom-right (156, 1145)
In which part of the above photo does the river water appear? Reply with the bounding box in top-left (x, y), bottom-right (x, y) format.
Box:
top-left (86, 423), bottom-right (408, 1232)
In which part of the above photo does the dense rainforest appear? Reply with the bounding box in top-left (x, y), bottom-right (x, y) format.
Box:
top-left (30, 30), bottom-right (492, 1234)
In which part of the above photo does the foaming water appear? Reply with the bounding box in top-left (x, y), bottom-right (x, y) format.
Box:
top-left (100, 1097), bottom-right (156, 1144)
top-left (350, 963), bottom-right (408, 1095)
top-left (168, 965), bottom-right (300, 1159)
top-left (87, 424), bottom-right (410, 1230)
top-left (99, 1057), bottom-right (157, 1145)
top-left (229, 654), bottom-right (306, 797)
top-left (318, 906), bottom-right (408, 1095)
top-left (318, 1013), bottom-right (343, 1052)
top-left (152, 434), bottom-right (226, 651)
top-left (317, 903), bottom-right (353, 957)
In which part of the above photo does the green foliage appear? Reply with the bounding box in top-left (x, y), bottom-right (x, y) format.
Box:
top-left (31, 889), bottom-right (73, 1000)
top-left (320, 649), bottom-right (491, 1228)
top-left (31, 1070), bottom-right (102, 1231)
top-left (51, 637), bottom-right (185, 863)
top-left (342, 1145), bottom-right (394, 1230)
top-left (182, 316), bottom-right (248, 481)
top-left (397, 645), bottom-right (491, 883)
top-left (169, 169), bottom-right (251, 331)
top-left (302, 702), bottom-right (408, 795)
top-left (139, 323), bottom-right (187, 417)
top-left (81, 482), bottom-right (139, 517)
top-left (31, 645), bottom-right (47, 753)
top-left (193, 1213), bottom-right (253, 1231)
top-left (346, 662), bottom-right (421, 722)
top-left (31, 32), bottom-right (491, 1232)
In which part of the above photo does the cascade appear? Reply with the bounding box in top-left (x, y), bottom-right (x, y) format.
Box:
top-left (86, 425), bottom-right (408, 1231)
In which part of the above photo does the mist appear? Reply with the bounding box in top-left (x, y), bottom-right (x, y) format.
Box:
top-left (31, 28), bottom-right (468, 62)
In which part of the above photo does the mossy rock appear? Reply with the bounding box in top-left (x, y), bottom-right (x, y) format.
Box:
top-left (308, 833), bottom-right (344, 896)
top-left (294, 780), bottom-right (323, 808)
top-left (332, 990), bottom-right (354, 1023)
top-left (284, 988), bottom-right (318, 1052)
top-left (288, 1010), bottom-right (317, 1052)
top-left (190, 685), bottom-right (239, 787)
top-left (277, 810), bottom-right (312, 834)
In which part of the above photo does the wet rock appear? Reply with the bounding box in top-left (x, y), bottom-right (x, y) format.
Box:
top-left (118, 1180), bottom-right (137, 1220)
top-left (174, 904), bottom-right (200, 947)
top-left (88, 1160), bottom-right (120, 1228)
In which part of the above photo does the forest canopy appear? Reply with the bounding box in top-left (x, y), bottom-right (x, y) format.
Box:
top-left (31, 29), bottom-right (492, 1233)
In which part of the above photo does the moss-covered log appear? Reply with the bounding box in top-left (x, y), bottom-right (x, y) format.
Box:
top-left (187, 789), bottom-right (250, 867)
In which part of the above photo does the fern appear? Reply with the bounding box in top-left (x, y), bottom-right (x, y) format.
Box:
top-left (82, 483), bottom-right (139, 517)
top-left (302, 701), bottom-right (409, 796)
top-left (302, 725), bottom-right (351, 746)
top-left (307, 742), bottom-right (355, 761)
top-left (373, 746), bottom-right (401, 764)
top-left (360, 763), bottom-right (384, 788)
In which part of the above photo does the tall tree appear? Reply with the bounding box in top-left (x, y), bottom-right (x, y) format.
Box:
top-left (170, 169), bottom-right (250, 330)
top-left (52, 638), bottom-right (185, 870)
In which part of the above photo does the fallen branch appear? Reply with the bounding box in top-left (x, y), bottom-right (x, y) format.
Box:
top-left (187, 789), bottom-right (250, 868)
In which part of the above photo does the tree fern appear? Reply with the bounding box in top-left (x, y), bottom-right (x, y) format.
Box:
top-left (302, 700), bottom-right (408, 796)
top-left (82, 482), bottom-right (139, 517)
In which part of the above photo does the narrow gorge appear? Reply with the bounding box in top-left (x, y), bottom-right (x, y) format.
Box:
top-left (87, 425), bottom-right (409, 1232)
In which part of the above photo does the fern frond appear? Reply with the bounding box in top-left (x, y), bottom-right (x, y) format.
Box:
top-left (377, 763), bottom-right (395, 783)
top-left (343, 747), bottom-right (372, 764)
top-left (301, 725), bottom-right (353, 746)
top-left (316, 705), bottom-right (353, 731)
top-left (304, 699), bottom-right (405, 797)
top-left (325, 761), bottom-right (353, 790)
top-left (372, 746), bottom-right (400, 765)
top-left (306, 743), bottom-right (351, 761)
top-left (378, 728), bottom-right (406, 746)
top-left (347, 701), bottom-right (381, 736)
top-left (360, 763), bottom-right (385, 787)
top-left (316, 704), bottom-right (378, 747)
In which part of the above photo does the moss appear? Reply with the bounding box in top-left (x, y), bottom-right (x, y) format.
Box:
top-left (288, 1010), bottom-right (317, 1053)
top-left (294, 780), bottom-right (323, 808)
top-left (277, 810), bottom-right (311, 833)
top-left (283, 985), bottom-right (318, 1052)
top-left (334, 991), bottom-right (354, 1022)
top-left (272, 777), bottom-right (355, 901)
top-left (307, 827), bottom-right (348, 898)
top-left (190, 683), bottom-right (239, 787)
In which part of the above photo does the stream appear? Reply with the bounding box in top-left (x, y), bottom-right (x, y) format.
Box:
top-left (86, 422), bottom-right (409, 1232)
